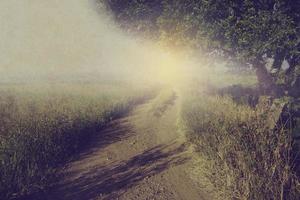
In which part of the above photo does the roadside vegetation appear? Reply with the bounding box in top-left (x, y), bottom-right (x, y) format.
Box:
top-left (180, 73), bottom-right (299, 199)
top-left (0, 82), bottom-right (156, 199)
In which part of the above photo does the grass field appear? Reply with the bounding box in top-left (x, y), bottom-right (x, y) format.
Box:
top-left (0, 82), bottom-right (157, 199)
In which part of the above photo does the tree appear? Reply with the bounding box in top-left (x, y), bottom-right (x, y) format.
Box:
top-left (104, 0), bottom-right (300, 97)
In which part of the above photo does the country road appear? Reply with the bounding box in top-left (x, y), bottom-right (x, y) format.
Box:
top-left (28, 91), bottom-right (208, 200)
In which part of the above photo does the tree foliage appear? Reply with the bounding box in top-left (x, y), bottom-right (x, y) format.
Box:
top-left (104, 0), bottom-right (300, 97)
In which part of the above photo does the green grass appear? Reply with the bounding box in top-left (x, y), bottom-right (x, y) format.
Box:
top-left (180, 84), bottom-right (300, 199)
top-left (0, 83), bottom-right (156, 199)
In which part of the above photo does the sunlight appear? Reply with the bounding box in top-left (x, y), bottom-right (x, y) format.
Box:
top-left (156, 52), bottom-right (182, 84)
top-left (140, 44), bottom-right (187, 85)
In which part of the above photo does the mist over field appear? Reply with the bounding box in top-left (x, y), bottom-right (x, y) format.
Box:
top-left (0, 0), bottom-right (187, 84)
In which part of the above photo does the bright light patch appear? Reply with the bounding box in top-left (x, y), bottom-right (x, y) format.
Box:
top-left (156, 52), bottom-right (182, 84)
top-left (0, 0), bottom-right (195, 85)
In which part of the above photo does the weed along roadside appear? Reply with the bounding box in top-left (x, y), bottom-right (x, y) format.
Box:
top-left (180, 80), bottom-right (300, 199)
top-left (0, 84), bottom-right (157, 199)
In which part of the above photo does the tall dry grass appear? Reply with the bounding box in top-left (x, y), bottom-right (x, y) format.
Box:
top-left (0, 83), bottom-right (156, 199)
top-left (181, 93), bottom-right (300, 200)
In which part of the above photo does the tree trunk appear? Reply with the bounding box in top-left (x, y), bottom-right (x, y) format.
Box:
top-left (286, 56), bottom-right (300, 98)
top-left (255, 60), bottom-right (274, 94)
top-left (289, 74), bottom-right (300, 98)
top-left (254, 59), bottom-right (286, 97)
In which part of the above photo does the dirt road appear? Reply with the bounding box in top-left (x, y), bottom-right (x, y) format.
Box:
top-left (32, 91), bottom-right (208, 200)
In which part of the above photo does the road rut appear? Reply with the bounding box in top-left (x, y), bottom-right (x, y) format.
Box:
top-left (31, 92), bottom-right (207, 200)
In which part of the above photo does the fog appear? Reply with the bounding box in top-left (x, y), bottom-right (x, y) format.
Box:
top-left (0, 0), bottom-right (190, 84)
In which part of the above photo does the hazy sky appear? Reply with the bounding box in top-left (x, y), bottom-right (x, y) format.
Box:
top-left (0, 0), bottom-right (163, 82)
top-left (0, 0), bottom-right (205, 85)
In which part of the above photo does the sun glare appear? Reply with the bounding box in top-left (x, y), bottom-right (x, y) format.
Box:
top-left (143, 45), bottom-right (185, 85)
top-left (157, 52), bottom-right (182, 84)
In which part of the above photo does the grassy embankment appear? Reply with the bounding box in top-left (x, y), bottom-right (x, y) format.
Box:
top-left (180, 72), bottom-right (300, 200)
top-left (0, 82), bottom-right (156, 199)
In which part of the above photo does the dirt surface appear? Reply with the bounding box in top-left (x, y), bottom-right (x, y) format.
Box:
top-left (31, 92), bottom-right (208, 200)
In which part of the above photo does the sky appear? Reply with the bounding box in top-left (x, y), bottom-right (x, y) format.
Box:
top-left (0, 0), bottom-right (189, 84)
